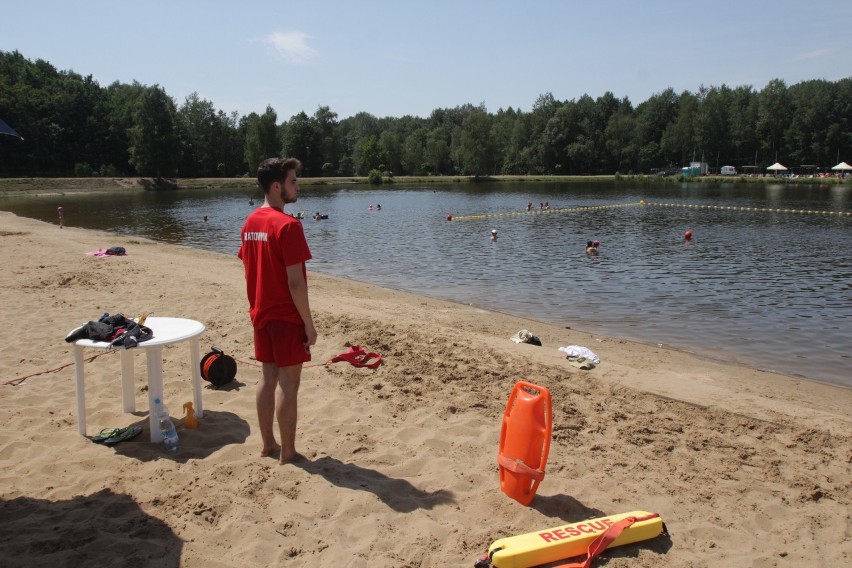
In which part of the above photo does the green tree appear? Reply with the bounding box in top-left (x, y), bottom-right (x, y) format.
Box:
top-left (313, 105), bottom-right (339, 175)
top-left (453, 106), bottom-right (495, 177)
top-left (354, 135), bottom-right (385, 175)
top-left (634, 88), bottom-right (679, 168)
top-left (526, 92), bottom-right (561, 173)
top-left (219, 110), bottom-right (247, 176)
top-left (503, 114), bottom-right (532, 174)
top-left (424, 131), bottom-right (451, 175)
top-left (542, 103), bottom-right (577, 173)
top-left (4, 48), bottom-right (852, 178)
top-left (379, 130), bottom-right (403, 174)
top-left (559, 93), bottom-right (616, 174)
top-left (244, 105), bottom-right (280, 175)
top-left (102, 81), bottom-right (146, 174)
top-left (175, 93), bottom-right (245, 177)
top-left (401, 128), bottom-right (427, 175)
top-left (338, 111), bottom-right (381, 174)
top-left (637, 141), bottom-right (662, 173)
top-left (831, 78), bottom-right (852, 162)
top-left (728, 85), bottom-right (759, 167)
top-left (660, 91), bottom-right (698, 166)
top-left (604, 98), bottom-right (636, 173)
top-left (177, 92), bottom-right (219, 176)
top-left (757, 79), bottom-right (790, 162)
top-left (695, 85), bottom-right (733, 170)
top-left (490, 107), bottom-right (517, 174)
top-left (281, 111), bottom-right (318, 174)
top-left (128, 85), bottom-right (179, 177)
top-left (786, 79), bottom-right (834, 165)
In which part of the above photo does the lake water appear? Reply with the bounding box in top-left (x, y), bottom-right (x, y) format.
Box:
top-left (2, 181), bottom-right (850, 387)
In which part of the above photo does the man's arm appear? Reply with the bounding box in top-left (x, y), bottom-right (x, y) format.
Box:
top-left (286, 263), bottom-right (317, 346)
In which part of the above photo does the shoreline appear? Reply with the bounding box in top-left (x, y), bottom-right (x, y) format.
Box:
top-left (1, 211), bottom-right (849, 566)
top-left (0, 173), bottom-right (846, 196)
top-left (359, 276), bottom-right (849, 390)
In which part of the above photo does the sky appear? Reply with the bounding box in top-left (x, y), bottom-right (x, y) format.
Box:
top-left (2, 0), bottom-right (851, 121)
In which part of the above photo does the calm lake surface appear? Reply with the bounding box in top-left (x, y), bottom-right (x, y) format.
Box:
top-left (2, 181), bottom-right (850, 387)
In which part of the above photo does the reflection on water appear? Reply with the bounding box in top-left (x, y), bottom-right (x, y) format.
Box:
top-left (2, 182), bottom-right (850, 387)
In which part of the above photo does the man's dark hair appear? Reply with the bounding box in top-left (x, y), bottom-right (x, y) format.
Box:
top-left (257, 157), bottom-right (301, 193)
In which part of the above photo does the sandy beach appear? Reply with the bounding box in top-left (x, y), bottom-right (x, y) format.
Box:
top-left (0, 211), bottom-right (849, 567)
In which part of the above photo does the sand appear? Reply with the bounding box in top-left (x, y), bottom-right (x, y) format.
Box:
top-left (0, 211), bottom-right (849, 568)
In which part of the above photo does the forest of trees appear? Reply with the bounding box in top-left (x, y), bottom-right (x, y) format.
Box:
top-left (1, 50), bottom-right (850, 179)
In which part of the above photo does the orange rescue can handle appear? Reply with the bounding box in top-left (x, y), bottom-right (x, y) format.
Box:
top-left (498, 381), bottom-right (552, 506)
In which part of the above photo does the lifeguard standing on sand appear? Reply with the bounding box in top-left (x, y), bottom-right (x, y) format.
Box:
top-left (238, 157), bottom-right (317, 464)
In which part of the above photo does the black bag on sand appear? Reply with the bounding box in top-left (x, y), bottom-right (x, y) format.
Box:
top-left (200, 347), bottom-right (237, 388)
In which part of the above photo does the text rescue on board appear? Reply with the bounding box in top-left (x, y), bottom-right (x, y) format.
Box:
top-left (537, 518), bottom-right (616, 543)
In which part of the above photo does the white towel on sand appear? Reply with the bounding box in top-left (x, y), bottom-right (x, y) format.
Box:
top-left (558, 345), bottom-right (601, 364)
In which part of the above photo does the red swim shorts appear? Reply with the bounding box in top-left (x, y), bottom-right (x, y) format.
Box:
top-left (253, 320), bottom-right (311, 367)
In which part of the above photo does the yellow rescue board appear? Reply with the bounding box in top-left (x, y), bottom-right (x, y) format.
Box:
top-left (488, 510), bottom-right (664, 568)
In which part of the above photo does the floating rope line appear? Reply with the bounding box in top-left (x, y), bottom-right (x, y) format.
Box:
top-left (451, 202), bottom-right (643, 220)
top-left (450, 200), bottom-right (849, 220)
top-left (641, 201), bottom-right (850, 216)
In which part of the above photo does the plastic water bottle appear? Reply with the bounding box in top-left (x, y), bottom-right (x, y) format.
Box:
top-left (154, 397), bottom-right (179, 452)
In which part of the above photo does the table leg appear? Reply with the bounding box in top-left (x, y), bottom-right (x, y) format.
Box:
top-left (74, 345), bottom-right (86, 436)
top-left (146, 346), bottom-right (165, 443)
top-left (120, 348), bottom-right (136, 412)
top-left (189, 338), bottom-right (204, 418)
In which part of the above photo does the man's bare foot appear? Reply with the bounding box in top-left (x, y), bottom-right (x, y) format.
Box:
top-left (279, 451), bottom-right (307, 465)
top-left (261, 443), bottom-right (281, 458)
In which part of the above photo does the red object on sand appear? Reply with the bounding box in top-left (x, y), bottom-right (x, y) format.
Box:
top-left (498, 381), bottom-right (552, 506)
top-left (327, 345), bottom-right (382, 369)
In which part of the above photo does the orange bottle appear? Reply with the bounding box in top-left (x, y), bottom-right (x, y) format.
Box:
top-left (183, 402), bottom-right (199, 429)
top-left (498, 381), bottom-right (552, 505)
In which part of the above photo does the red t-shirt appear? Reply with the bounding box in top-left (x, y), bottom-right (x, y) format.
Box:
top-left (238, 206), bottom-right (311, 328)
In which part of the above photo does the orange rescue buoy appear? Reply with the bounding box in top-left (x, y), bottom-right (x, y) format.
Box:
top-left (498, 381), bottom-right (552, 506)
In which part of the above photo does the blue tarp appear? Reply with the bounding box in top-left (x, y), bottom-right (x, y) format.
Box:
top-left (0, 118), bottom-right (24, 140)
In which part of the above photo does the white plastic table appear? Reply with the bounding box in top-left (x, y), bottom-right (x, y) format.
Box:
top-left (71, 317), bottom-right (206, 443)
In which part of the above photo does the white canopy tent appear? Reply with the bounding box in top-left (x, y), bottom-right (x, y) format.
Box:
top-left (832, 161), bottom-right (851, 177)
top-left (767, 162), bottom-right (788, 171)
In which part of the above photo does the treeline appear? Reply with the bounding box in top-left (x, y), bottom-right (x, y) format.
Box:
top-left (1, 50), bottom-right (850, 178)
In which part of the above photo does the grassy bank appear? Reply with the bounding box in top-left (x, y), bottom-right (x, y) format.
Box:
top-left (0, 173), bottom-right (846, 196)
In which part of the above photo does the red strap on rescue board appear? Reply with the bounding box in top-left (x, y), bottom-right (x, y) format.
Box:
top-left (325, 345), bottom-right (383, 369)
top-left (555, 513), bottom-right (660, 568)
top-left (497, 452), bottom-right (545, 482)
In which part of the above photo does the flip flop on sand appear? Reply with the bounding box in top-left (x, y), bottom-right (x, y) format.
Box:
top-left (103, 425), bottom-right (142, 446)
top-left (567, 356), bottom-right (595, 370)
top-left (91, 426), bottom-right (143, 445)
top-left (91, 427), bottom-right (124, 443)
